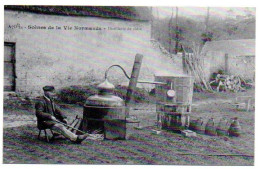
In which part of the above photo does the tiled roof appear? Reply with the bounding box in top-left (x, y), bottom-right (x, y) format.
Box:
top-left (4, 5), bottom-right (151, 21)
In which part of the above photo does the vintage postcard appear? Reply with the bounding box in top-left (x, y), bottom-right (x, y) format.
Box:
top-left (3, 4), bottom-right (256, 166)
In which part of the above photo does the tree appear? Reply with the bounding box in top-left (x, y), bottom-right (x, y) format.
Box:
top-left (168, 7), bottom-right (174, 53)
top-left (174, 7), bottom-right (180, 54)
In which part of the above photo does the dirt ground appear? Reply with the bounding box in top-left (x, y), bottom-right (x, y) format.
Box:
top-left (3, 88), bottom-right (255, 165)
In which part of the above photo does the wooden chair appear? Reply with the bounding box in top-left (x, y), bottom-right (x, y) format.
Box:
top-left (37, 116), bottom-right (82, 142)
top-left (37, 122), bottom-right (55, 142)
top-left (37, 125), bottom-right (55, 142)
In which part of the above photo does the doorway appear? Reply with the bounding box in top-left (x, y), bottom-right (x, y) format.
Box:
top-left (4, 42), bottom-right (16, 91)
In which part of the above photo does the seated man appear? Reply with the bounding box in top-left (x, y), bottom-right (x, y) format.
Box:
top-left (35, 85), bottom-right (89, 144)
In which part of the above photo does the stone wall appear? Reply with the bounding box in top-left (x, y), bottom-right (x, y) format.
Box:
top-left (203, 51), bottom-right (255, 81)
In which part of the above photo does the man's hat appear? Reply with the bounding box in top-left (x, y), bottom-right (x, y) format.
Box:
top-left (43, 85), bottom-right (55, 91)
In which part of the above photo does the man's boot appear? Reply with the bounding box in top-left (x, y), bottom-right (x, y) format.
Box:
top-left (73, 133), bottom-right (89, 144)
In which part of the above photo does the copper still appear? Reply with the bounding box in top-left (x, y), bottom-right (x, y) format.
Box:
top-left (80, 79), bottom-right (126, 140)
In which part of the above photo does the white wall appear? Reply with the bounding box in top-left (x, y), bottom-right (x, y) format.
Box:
top-left (203, 51), bottom-right (255, 81)
top-left (4, 10), bottom-right (153, 96)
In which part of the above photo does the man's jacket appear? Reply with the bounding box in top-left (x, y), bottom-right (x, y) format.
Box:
top-left (35, 96), bottom-right (67, 129)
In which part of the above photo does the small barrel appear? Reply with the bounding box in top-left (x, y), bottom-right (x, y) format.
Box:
top-left (228, 117), bottom-right (241, 137)
top-left (189, 117), bottom-right (204, 134)
top-left (205, 118), bottom-right (217, 136)
top-left (216, 117), bottom-right (229, 136)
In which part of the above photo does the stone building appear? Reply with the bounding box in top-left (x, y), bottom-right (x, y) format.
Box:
top-left (201, 39), bottom-right (255, 81)
top-left (4, 6), bottom-right (182, 97)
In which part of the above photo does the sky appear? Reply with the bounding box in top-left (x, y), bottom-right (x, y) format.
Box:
top-left (153, 7), bottom-right (256, 19)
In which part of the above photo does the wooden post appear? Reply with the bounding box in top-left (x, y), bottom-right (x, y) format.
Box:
top-left (182, 51), bottom-right (188, 74)
top-left (125, 54), bottom-right (143, 117)
top-left (225, 53), bottom-right (229, 74)
top-left (247, 98), bottom-right (251, 112)
top-left (150, 7), bottom-right (154, 39)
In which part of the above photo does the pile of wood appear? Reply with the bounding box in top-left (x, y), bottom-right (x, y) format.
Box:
top-left (209, 74), bottom-right (245, 92)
